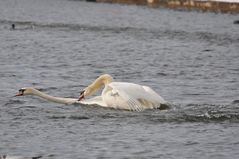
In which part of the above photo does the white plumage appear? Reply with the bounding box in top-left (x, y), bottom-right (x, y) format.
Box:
top-left (79, 74), bottom-right (167, 111)
top-left (16, 74), bottom-right (168, 111)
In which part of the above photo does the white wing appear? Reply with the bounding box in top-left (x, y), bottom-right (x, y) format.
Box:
top-left (102, 82), bottom-right (166, 111)
top-left (142, 86), bottom-right (167, 104)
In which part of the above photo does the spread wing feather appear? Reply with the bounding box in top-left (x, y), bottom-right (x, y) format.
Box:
top-left (102, 82), bottom-right (166, 111)
top-left (106, 83), bottom-right (146, 111)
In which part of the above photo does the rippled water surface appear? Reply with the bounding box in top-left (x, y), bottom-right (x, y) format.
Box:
top-left (0, 0), bottom-right (239, 158)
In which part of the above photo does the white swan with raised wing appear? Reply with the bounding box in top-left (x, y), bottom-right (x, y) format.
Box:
top-left (78, 74), bottom-right (167, 111)
top-left (16, 74), bottom-right (167, 111)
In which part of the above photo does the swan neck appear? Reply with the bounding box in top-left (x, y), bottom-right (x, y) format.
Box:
top-left (88, 80), bottom-right (104, 94)
top-left (32, 89), bottom-right (54, 99)
top-left (87, 77), bottom-right (111, 95)
top-left (31, 89), bottom-right (75, 104)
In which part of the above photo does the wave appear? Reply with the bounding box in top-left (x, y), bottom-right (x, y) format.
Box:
top-left (3, 95), bottom-right (239, 123)
top-left (147, 103), bottom-right (239, 123)
top-left (44, 103), bottom-right (239, 123)
top-left (4, 94), bottom-right (239, 123)
top-left (0, 19), bottom-right (134, 32)
top-left (48, 115), bottom-right (89, 120)
top-left (232, 100), bottom-right (239, 104)
top-left (0, 19), bottom-right (238, 45)
top-left (170, 110), bottom-right (239, 123)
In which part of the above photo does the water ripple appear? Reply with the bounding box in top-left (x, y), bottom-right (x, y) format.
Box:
top-left (1, 19), bottom-right (238, 45)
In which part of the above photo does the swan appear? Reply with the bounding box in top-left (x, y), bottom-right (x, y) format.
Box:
top-left (78, 74), bottom-right (167, 111)
top-left (16, 74), bottom-right (168, 111)
top-left (15, 87), bottom-right (107, 106)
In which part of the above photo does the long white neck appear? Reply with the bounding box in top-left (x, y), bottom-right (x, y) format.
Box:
top-left (31, 89), bottom-right (77, 105)
top-left (86, 74), bottom-right (113, 96)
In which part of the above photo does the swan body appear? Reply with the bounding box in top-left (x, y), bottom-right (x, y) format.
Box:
top-left (79, 74), bottom-right (167, 111)
top-left (16, 74), bottom-right (167, 111)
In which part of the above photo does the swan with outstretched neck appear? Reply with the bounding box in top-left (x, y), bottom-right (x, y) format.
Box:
top-left (16, 74), bottom-right (167, 111)
top-left (15, 87), bottom-right (106, 106)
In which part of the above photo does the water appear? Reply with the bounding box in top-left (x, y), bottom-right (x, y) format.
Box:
top-left (0, 0), bottom-right (239, 158)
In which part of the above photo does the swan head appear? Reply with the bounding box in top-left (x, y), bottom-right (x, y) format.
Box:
top-left (78, 74), bottom-right (113, 101)
top-left (78, 87), bottom-right (91, 101)
top-left (15, 87), bottom-right (36, 96)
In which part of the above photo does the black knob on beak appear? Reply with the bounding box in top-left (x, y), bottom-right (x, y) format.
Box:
top-left (78, 90), bottom-right (85, 101)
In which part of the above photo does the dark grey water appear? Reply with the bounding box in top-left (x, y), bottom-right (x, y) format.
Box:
top-left (1, 0), bottom-right (239, 158)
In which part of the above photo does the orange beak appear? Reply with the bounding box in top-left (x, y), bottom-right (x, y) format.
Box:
top-left (15, 92), bottom-right (23, 96)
